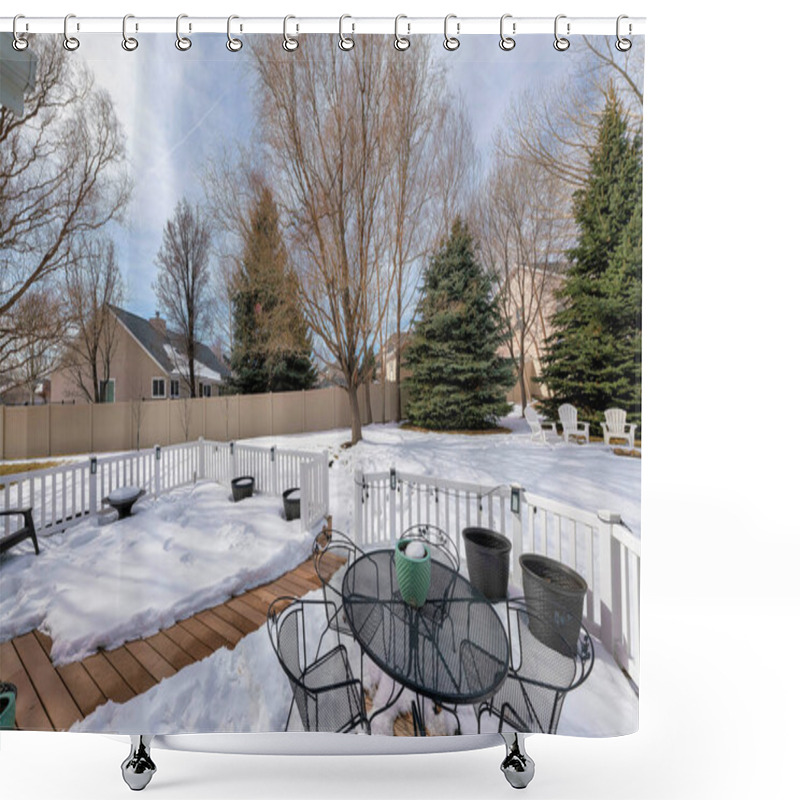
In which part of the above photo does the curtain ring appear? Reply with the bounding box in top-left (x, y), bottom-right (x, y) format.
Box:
top-left (554, 14), bottom-right (570, 51)
top-left (499, 14), bottom-right (515, 51)
top-left (283, 15), bottom-right (299, 51)
top-left (615, 15), bottom-right (632, 51)
top-left (176, 14), bottom-right (192, 51)
top-left (12, 15), bottom-right (29, 51)
top-left (122, 14), bottom-right (139, 51)
top-left (443, 14), bottom-right (460, 51)
top-left (394, 15), bottom-right (410, 51)
top-left (339, 14), bottom-right (354, 51)
top-left (226, 15), bottom-right (243, 52)
top-left (63, 13), bottom-right (80, 51)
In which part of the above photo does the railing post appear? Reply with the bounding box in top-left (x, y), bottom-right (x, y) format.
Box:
top-left (597, 510), bottom-right (623, 663)
top-left (510, 484), bottom-right (523, 587)
top-left (299, 460), bottom-right (309, 529)
top-left (229, 441), bottom-right (236, 480)
top-left (270, 446), bottom-right (277, 496)
top-left (354, 468), bottom-right (363, 547)
top-left (198, 436), bottom-right (205, 480)
top-left (389, 467), bottom-right (397, 543)
top-left (89, 456), bottom-right (98, 518)
top-left (154, 446), bottom-right (162, 498)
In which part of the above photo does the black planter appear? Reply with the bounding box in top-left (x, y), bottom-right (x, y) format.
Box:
top-left (462, 527), bottom-right (512, 601)
top-left (519, 554), bottom-right (587, 656)
top-left (231, 476), bottom-right (255, 502)
top-left (282, 487), bottom-right (301, 521)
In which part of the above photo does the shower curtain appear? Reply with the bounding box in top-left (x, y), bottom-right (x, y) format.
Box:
top-left (0, 25), bottom-right (642, 741)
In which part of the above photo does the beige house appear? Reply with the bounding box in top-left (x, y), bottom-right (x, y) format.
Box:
top-left (497, 265), bottom-right (565, 404)
top-left (50, 306), bottom-right (230, 404)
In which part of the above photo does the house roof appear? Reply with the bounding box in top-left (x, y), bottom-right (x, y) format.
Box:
top-left (109, 305), bottom-right (230, 382)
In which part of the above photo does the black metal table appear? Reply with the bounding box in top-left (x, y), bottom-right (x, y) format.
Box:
top-left (341, 548), bottom-right (509, 734)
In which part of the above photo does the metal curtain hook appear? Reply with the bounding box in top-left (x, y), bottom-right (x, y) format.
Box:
top-left (394, 14), bottom-right (410, 51)
top-left (12, 15), bottom-right (29, 51)
top-left (283, 15), bottom-right (299, 51)
top-left (339, 14), bottom-right (354, 51)
top-left (122, 14), bottom-right (139, 51)
top-left (554, 14), bottom-right (570, 51)
top-left (499, 14), bottom-right (515, 51)
top-left (616, 14), bottom-right (632, 51)
top-left (444, 14), bottom-right (460, 51)
top-left (176, 13), bottom-right (192, 51)
top-left (227, 15), bottom-right (243, 51)
top-left (63, 13), bottom-right (80, 51)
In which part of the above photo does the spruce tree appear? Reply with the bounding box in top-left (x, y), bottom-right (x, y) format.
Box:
top-left (229, 187), bottom-right (316, 394)
top-left (540, 88), bottom-right (643, 433)
top-left (404, 218), bottom-right (514, 430)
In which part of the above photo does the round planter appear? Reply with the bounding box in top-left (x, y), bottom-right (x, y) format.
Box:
top-left (394, 539), bottom-right (431, 608)
top-left (282, 487), bottom-right (301, 521)
top-left (231, 476), bottom-right (255, 503)
top-left (0, 682), bottom-right (17, 730)
top-left (519, 554), bottom-right (587, 656)
top-left (462, 527), bottom-right (512, 601)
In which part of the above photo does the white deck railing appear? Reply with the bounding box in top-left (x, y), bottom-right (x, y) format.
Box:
top-left (1, 438), bottom-right (330, 539)
top-left (353, 468), bottom-right (640, 687)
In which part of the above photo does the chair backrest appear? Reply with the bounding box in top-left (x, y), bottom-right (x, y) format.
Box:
top-left (505, 599), bottom-right (594, 734)
top-left (313, 529), bottom-right (363, 596)
top-left (401, 524), bottom-right (460, 570)
top-left (524, 406), bottom-right (542, 433)
top-left (558, 403), bottom-right (578, 428)
top-left (604, 407), bottom-right (627, 433)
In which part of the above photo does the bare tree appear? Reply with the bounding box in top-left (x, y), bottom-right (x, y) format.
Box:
top-left (62, 238), bottom-right (124, 402)
top-left (153, 199), bottom-right (213, 398)
top-left (481, 155), bottom-right (571, 412)
top-left (249, 35), bottom-right (400, 444)
top-left (0, 37), bottom-right (130, 383)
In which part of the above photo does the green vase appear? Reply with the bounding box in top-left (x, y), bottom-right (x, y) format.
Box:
top-left (0, 683), bottom-right (16, 730)
top-left (395, 539), bottom-right (431, 608)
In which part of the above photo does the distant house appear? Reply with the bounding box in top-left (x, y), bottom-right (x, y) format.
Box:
top-left (49, 305), bottom-right (230, 403)
top-left (378, 331), bottom-right (411, 383)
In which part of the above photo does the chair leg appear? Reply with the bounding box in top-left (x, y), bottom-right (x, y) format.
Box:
top-left (121, 735), bottom-right (156, 791)
top-left (500, 732), bottom-right (535, 790)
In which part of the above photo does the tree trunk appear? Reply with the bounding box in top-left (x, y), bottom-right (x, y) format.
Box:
top-left (347, 382), bottom-right (363, 445)
top-left (519, 351), bottom-right (528, 414)
top-left (363, 379), bottom-right (373, 426)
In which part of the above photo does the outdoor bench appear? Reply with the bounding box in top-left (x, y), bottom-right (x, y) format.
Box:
top-left (0, 508), bottom-right (40, 556)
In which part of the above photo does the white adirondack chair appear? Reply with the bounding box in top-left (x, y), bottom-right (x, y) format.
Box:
top-left (524, 406), bottom-right (557, 446)
top-left (557, 403), bottom-right (590, 444)
top-left (602, 408), bottom-right (637, 449)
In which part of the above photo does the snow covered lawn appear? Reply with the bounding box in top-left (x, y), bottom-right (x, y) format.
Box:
top-left (0, 481), bottom-right (315, 665)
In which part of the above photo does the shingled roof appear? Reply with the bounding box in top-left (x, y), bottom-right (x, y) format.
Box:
top-left (109, 305), bottom-right (230, 381)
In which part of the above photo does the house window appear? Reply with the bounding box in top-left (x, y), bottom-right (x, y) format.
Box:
top-left (198, 382), bottom-right (212, 398)
top-left (170, 379), bottom-right (180, 398)
top-left (152, 377), bottom-right (166, 398)
top-left (99, 379), bottom-right (115, 403)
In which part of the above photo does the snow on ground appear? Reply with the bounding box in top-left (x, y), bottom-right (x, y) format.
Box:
top-left (0, 482), bottom-right (314, 665)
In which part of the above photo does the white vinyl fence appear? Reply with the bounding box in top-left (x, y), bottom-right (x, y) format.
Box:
top-left (1, 438), bottom-right (329, 540)
top-left (353, 468), bottom-right (641, 687)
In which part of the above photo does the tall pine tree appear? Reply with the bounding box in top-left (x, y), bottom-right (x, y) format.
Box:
top-left (229, 186), bottom-right (316, 394)
top-left (404, 219), bottom-right (514, 430)
top-left (540, 88), bottom-right (642, 433)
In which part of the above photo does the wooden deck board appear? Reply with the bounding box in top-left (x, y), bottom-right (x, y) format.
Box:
top-left (0, 555), bottom-right (337, 732)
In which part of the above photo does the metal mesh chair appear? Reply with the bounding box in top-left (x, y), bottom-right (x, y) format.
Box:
top-left (401, 524), bottom-right (460, 571)
top-left (312, 529), bottom-right (365, 642)
top-left (268, 596), bottom-right (369, 734)
top-left (472, 598), bottom-right (594, 734)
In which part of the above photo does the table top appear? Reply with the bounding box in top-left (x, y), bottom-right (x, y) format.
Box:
top-left (341, 548), bottom-right (509, 706)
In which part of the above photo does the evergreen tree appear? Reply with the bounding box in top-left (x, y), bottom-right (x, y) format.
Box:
top-left (404, 218), bottom-right (515, 430)
top-left (229, 187), bottom-right (316, 394)
top-left (540, 88), bottom-right (643, 433)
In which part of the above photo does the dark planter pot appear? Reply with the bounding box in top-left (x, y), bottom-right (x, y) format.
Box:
top-left (231, 476), bottom-right (254, 502)
top-left (519, 554), bottom-right (587, 656)
top-left (0, 682), bottom-right (16, 730)
top-left (282, 487), bottom-right (301, 521)
top-left (462, 527), bottom-right (512, 601)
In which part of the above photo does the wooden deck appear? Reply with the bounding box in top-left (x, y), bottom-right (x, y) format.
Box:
top-left (0, 555), bottom-right (341, 731)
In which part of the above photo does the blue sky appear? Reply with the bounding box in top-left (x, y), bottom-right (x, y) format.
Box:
top-left (74, 34), bottom-right (571, 319)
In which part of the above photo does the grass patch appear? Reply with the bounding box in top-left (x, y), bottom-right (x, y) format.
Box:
top-left (400, 423), bottom-right (512, 436)
top-left (613, 448), bottom-right (641, 459)
top-left (0, 461), bottom-right (64, 490)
